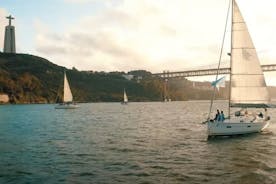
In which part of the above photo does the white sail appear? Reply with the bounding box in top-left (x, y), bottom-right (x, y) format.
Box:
top-left (230, 0), bottom-right (270, 107)
top-left (205, 0), bottom-right (270, 137)
top-left (124, 89), bottom-right (128, 103)
top-left (63, 72), bottom-right (73, 102)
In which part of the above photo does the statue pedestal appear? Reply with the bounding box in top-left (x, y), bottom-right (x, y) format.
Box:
top-left (4, 25), bottom-right (16, 53)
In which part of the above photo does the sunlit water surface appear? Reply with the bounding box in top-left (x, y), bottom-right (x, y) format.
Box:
top-left (0, 101), bottom-right (275, 184)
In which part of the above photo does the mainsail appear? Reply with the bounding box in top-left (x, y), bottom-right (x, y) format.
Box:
top-left (230, 0), bottom-right (270, 107)
top-left (63, 72), bottom-right (73, 102)
top-left (124, 89), bottom-right (128, 103)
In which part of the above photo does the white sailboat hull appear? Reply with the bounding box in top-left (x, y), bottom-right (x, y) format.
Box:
top-left (207, 120), bottom-right (269, 137)
top-left (55, 103), bottom-right (79, 109)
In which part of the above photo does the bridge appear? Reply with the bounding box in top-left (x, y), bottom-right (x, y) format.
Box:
top-left (153, 64), bottom-right (276, 79)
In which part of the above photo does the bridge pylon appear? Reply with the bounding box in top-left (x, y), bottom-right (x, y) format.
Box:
top-left (162, 71), bottom-right (171, 102)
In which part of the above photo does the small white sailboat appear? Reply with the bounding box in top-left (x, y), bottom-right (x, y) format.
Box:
top-left (55, 72), bottom-right (79, 109)
top-left (121, 88), bottom-right (128, 105)
top-left (206, 0), bottom-right (271, 137)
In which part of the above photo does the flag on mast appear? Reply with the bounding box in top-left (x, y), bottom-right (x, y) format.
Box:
top-left (211, 76), bottom-right (226, 90)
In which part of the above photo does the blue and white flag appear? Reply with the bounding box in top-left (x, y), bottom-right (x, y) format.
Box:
top-left (211, 76), bottom-right (226, 90)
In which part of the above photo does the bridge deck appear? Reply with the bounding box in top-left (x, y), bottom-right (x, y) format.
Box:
top-left (153, 64), bottom-right (276, 79)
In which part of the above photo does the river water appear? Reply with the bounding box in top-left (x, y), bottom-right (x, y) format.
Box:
top-left (0, 101), bottom-right (275, 183)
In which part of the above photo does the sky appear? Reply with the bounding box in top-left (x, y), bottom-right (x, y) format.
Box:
top-left (1, 0), bottom-right (276, 84)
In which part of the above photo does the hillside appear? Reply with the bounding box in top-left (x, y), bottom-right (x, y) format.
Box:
top-left (0, 53), bottom-right (223, 104)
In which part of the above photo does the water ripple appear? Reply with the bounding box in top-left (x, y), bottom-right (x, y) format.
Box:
top-left (0, 102), bottom-right (275, 183)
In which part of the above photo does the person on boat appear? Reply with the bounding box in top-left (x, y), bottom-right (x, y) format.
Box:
top-left (263, 108), bottom-right (270, 121)
top-left (219, 111), bottom-right (225, 122)
top-left (214, 109), bottom-right (220, 121)
top-left (258, 112), bottom-right (263, 118)
top-left (244, 110), bottom-right (248, 117)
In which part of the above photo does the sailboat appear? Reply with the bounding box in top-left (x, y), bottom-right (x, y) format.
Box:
top-left (206, 0), bottom-right (271, 137)
top-left (121, 88), bottom-right (128, 105)
top-left (55, 72), bottom-right (79, 109)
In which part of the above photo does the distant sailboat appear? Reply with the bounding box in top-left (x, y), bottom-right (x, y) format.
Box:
top-left (55, 72), bottom-right (79, 109)
top-left (205, 0), bottom-right (271, 137)
top-left (121, 88), bottom-right (128, 105)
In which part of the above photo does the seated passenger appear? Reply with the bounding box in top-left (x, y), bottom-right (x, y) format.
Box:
top-left (219, 111), bottom-right (225, 122)
top-left (235, 111), bottom-right (241, 117)
top-left (258, 112), bottom-right (263, 118)
top-left (214, 109), bottom-right (220, 121)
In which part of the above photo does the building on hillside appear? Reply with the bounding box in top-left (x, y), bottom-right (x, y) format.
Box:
top-left (122, 74), bottom-right (134, 80)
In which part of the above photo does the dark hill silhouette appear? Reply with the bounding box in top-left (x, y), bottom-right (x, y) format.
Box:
top-left (0, 53), bottom-right (165, 103)
top-left (0, 53), bottom-right (244, 104)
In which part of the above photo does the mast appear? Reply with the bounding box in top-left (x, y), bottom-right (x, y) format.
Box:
top-left (228, 0), bottom-right (234, 119)
top-left (207, 0), bottom-right (232, 120)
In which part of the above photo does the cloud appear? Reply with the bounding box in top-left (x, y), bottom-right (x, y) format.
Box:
top-left (34, 0), bottom-right (276, 73)
top-left (64, 0), bottom-right (96, 3)
top-left (63, 0), bottom-right (123, 6)
top-left (35, 0), bottom-right (223, 71)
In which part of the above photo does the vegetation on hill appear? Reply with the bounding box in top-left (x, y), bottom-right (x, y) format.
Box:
top-left (0, 53), bottom-right (224, 104)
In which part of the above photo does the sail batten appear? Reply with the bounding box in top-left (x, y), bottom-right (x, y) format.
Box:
top-left (63, 73), bottom-right (73, 102)
top-left (230, 0), bottom-right (270, 107)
